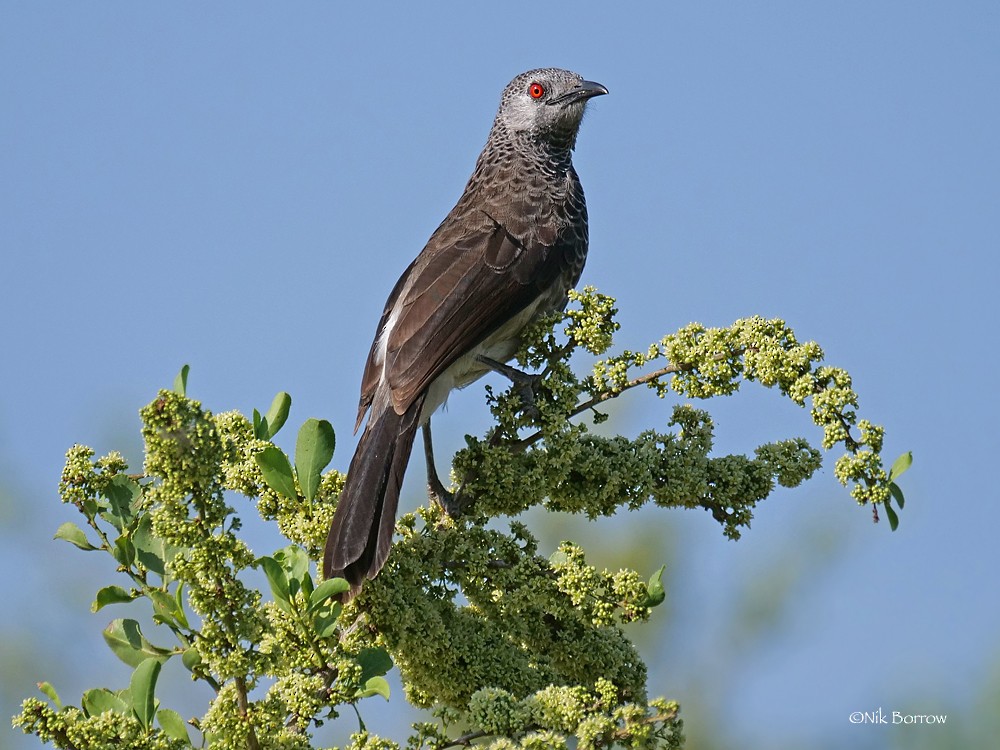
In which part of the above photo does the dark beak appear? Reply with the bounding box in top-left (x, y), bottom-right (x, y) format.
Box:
top-left (548, 80), bottom-right (609, 106)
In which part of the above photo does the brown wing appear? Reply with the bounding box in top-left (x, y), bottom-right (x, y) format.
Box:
top-left (354, 257), bottom-right (417, 432)
top-left (382, 208), bottom-right (575, 414)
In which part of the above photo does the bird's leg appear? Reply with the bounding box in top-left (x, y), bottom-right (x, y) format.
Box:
top-left (477, 355), bottom-right (543, 420)
top-left (423, 358), bottom-right (544, 520)
top-left (422, 420), bottom-right (464, 518)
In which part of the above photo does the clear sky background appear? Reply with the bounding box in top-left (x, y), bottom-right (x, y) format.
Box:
top-left (2, 3), bottom-right (998, 749)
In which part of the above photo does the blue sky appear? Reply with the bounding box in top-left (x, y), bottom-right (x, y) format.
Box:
top-left (2, 3), bottom-right (998, 748)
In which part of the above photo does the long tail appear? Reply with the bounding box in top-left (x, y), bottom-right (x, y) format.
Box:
top-left (323, 393), bottom-right (425, 599)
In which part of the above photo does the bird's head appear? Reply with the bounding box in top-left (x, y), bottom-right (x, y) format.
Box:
top-left (494, 68), bottom-right (608, 149)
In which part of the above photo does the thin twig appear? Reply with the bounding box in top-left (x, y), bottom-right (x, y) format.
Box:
top-left (441, 559), bottom-right (515, 571)
top-left (440, 729), bottom-right (490, 748)
top-left (509, 359), bottom-right (694, 453)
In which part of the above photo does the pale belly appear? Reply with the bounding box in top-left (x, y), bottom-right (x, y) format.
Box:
top-left (418, 295), bottom-right (546, 423)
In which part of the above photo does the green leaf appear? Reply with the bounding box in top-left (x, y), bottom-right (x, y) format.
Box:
top-left (82, 688), bottom-right (130, 717)
top-left (104, 474), bottom-right (141, 525)
top-left (309, 575), bottom-right (349, 636)
top-left (272, 545), bottom-right (310, 597)
top-left (37, 682), bottom-right (62, 708)
top-left (885, 501), bottom-right (900, 531)
top-left (255, 445), bottom-right (297, 500)
top-left (253, 408), bottom-right (266, 439)
top-left (357, 647), bottom-right (393, 682)
top-left (889, 481), bottom-right (905, 510)
top-left (257, 555), bottom-right (291, 611)
top-left (54, 521), bottom-right (98, 551)
top-left (149, 589), bottom-right (182, 627)
top-left (313, 603), bottom-right (343, 638)
top-left (644, 565), bottom-right (666, 607)
top-left (81, 496), bottom-right (100, 519)
top-left (888, 451), bottom-right (913, 482)
top-left (173, 364), bottom-right (190, 396)
top-left (174, 583), bottom-right (190, 628)
top-left (263, 392), bottom-right (292, 439)
top-left (113, 535), bottom-right (136, 566)
top-left (132, 514), bottom-right (178, 578)
top-left (301, 571), bottom-right (315, 598)
top-left (92, 585), bottom-right (136, 612)
top-left (157, 708), bottom-right (190, 742)
top-left (130, 657), bottom-right (161, 731)
top-left (308, 577), bottom-right (351, 611)
top-left (295, 418), bottom-right (336, 502)
top-left (102, 619), bottom-right (172, 668)
top-left (355, 676), bottom-right (390, 700)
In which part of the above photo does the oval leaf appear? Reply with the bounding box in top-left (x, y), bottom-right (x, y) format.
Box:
top-left (644, 565), bottom-right (667, 608)
top-left (301, 571), bottom-right (315, 598)
top-left (273, 545), bottom-right (309, 596)
top-left (313, 601), bottom-right (343, 638)
top-left (37, 682), bottom-right (62, 708)
top-left (173, 583), bottom-right (190, 628)
top-left (113, 536), bottom-right (136, 567)
top-left (295, 418), bottom-right (336, 502)
top-left (253, 408), bottom-right (267, 439)
top-left (82, 687), bottom-right (130, 717)
top-left (92, 585), bottom-right (136, 612)
top-left (885, 502), bottom-right (900, 532)
top-left (54, 521), bottom-right (98, 551)
top-left (173, 364), bottom-right (190, 396)
top-left (257, 555), bottom-right (291, 610)
top-left (889, 481), bottom-right (905, 510)
top-left (104, 475), bottom-right (141, 524)
top-left (149, 589), bottom-right (181, 627)
top-left (133, 514), bottom-right (178, 578)
top-left (103, 619), bottom-right (145, 667)
top-left (130, 657), bottom-right (161, 731)
top-left (357, 647), bottom-right (393, 682)
top-left (355, 676), bottom-right (390, 700)
top-left (103, 619), bottom-right (172, 668)
top-left (157, 708), bottom-right (190, 742)
top-left (255, 445), bottom-right (297, 500)
top-left (264, 392), bottom-right (292, 439)
top-left (889, 451), bottom-right (913, 481)
top-left (309, 577), bottom-right (351, 611)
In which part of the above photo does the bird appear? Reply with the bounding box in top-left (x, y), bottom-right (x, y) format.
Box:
top-left (323, 68), bottom-right (608, 597)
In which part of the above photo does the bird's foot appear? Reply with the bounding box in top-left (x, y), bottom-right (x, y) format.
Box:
top-left (423, 420), bottom-right (468, 519)
top-left (477, 355), bottom-right (543, 420)
top-left (428, 473), bottom-right (466, 519)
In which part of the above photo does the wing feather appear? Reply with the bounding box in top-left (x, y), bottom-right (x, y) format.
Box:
top-left (384, 211), bottom-right (570, 412)
top-left (355, 258), bottom-right (418, 432)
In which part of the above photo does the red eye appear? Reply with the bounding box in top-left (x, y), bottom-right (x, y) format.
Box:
top-left (528, 82), bottom-right (545, 99)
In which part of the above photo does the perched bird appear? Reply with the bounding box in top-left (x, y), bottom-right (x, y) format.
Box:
top-left (323, 68), bottom-right (607, 596)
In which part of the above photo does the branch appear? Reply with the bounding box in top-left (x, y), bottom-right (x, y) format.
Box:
top-left (440, 729), bottom-right (490, 748)
top-left (509, 358), bottom-right (706, 453)
top-left (234, 676), bottom-right (261, 750)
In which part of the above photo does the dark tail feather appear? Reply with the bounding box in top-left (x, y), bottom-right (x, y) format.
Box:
top-left (323, 393), bottom-right (425, 599)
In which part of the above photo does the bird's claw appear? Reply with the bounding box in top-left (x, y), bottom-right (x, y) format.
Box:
top-left (428, 475), bottom-right (465, 519)
top-left (423, 420), bottom-right (469, 518)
